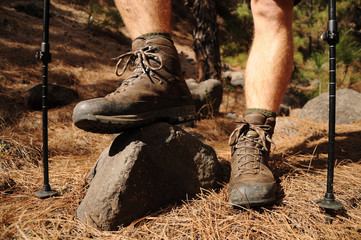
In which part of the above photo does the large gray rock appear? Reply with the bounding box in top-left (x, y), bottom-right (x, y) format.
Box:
top-left (186, 78), bottom-right (223, 115)
top-left (76, 122), bottom-right (228, 230)
top-left (297, 89), bottom-right (361, 124)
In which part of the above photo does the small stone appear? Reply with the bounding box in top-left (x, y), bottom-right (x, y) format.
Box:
top-left (186, 79), bottom-right (223, 115)
top-left (222, 70), bottom-right (245, 88)
top-left (225, 112), bottom-right (237, 119)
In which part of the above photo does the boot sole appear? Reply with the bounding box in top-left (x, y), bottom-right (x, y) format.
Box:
top-left (74, 105), bottom-right (196, 134)
top-left (228, 182), bottom-right (276, 208)
top-left (228, 197), bottom-right (275, 208)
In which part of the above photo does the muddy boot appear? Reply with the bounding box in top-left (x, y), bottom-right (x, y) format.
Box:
top-left (72, 36), bottom-right (195, 133)
top-left (228, 112), bottom-right (276, 207)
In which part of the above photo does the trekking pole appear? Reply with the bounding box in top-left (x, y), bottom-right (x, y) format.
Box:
top-left (315, 0), bottom-right (343, 223)
top-left (35, 0), bottom-right (57, 199)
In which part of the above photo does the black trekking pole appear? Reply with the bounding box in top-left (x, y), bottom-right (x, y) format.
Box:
top-left (315, 0), bottom-right (343, 223)
top-left (35, 0), bottom-right (57, 199)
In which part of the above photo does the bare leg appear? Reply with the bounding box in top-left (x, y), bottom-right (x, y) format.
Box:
top-left (227, 0), bottom-right (294, 207)
top-left (114, 0), bottom-right (171, 39)
top-left (245, 0), bottom-right (294, 113)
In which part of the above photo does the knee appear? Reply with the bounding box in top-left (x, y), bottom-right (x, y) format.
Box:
top-left (251, 0), bottom-right (293, 22)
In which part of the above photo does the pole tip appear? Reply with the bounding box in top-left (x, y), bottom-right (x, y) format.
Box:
top-left (36, 189), bottom-right (58, 199)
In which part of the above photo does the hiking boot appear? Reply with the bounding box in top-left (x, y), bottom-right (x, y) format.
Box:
top-left (228, 112), bottom-right (276, 207)
top-left (72, 36), bottom-right (195, 133)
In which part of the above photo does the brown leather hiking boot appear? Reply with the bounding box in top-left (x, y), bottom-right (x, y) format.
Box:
top-left (72, 36), bottom-right (195, 133)
top-left (228, 112), bottom-right (276, 207)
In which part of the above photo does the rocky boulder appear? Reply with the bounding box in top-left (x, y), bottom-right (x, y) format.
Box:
top-left (222, 70), bottom-right (244, 88)
top-left (76, 122), bottom-right (229, 230)
top-left (186, 78), bottom-right (223, 116)
top-left (297, 89), bottom-right (361, 124)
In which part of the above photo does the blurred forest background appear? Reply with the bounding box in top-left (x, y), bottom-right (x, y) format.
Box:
top-left (60, 0), bottom-right (361, 100)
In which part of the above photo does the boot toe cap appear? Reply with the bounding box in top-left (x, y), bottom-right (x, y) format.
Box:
top-left (228, 181), bottom-right (276, 207)
top-left (72, 98), bottom-right (108, 123)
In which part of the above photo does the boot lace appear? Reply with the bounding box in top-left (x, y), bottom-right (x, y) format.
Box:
top-left (113, 46), bottom-right (164, 77)
top-left (109, 46), bottom-right (165, 95)
top-left (228, 117), bottom-right (273, 175)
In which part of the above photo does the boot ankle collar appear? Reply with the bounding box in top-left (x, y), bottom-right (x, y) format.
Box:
top-left (138, 32), bottom-right (172, 42)
top-left (244, 108), bottom-right (276, 118)
top-left (244, 113), bottom-right (268, 125)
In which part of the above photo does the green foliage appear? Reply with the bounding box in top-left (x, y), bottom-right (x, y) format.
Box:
top-left (224, 84), bottom-right (236, 93)
top-left (222, 52), bottom-right (248, 68)
top-left (219, 2), bottom-right (253, 63)
top-left (293, 1), bottom-right (328, 62)
top-left (87, 0), bottom-right (124, 30)
top-left (223, 84), bottom-right (236, 113)
top-left (235, 3), bottom-right (252, 18)
top-left (336, 29), bottom-right (361, 87)
top-left (298, 27), bottom-right (361, 100)
top-left (290, 1), bottom-right (361, 99)
top-left (0, 142), bottom-right (8, 159)
top-left (337, 30), bottom-right (361, 66)
top-left (310, 51), bottom-right (328, 97)
top-left (311, 51), bottom-right (328, 71)
top-left (301, 50), bottom-right (328, 92)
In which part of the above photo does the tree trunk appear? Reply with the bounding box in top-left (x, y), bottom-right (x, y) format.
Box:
top-left (187, 0), bottom-right (221, 82)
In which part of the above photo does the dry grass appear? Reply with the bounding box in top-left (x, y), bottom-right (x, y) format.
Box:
top-left (1, 115), bottom-right (361, 239)
top-left (1, 1), bottom-right (361, 239)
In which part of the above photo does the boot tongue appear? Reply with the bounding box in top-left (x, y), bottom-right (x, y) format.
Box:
top-left (244, 113), bottom-right (267, 125)
top-left (132, 38), bottom-right (145, 51)
top-left (132, 36), bottom-right (171, 51)
top-left (246, 130), bottom-right (258, 138)
top-left (243, 112), bottom-right (276, 141)
top-left (244, 113), bottom-right (267, 138)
